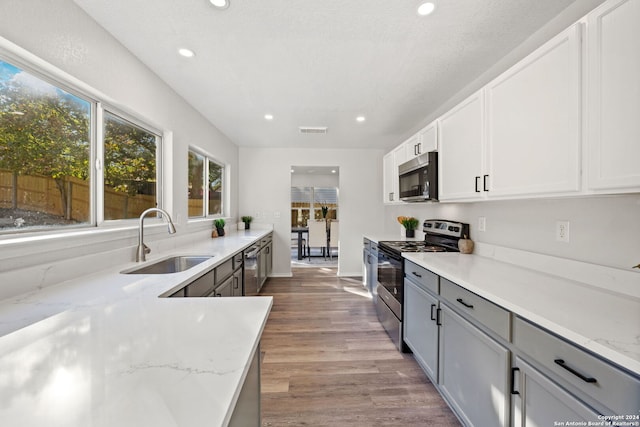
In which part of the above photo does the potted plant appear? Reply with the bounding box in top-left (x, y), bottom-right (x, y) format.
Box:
top-left (241, 216), bottom-right (253, 230)
top-left (397, 216), bottom-right (419, 238)
top-left (214, 218), bottom-right (226, 236)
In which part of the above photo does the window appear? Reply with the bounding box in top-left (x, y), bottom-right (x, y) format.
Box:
top-left (291, 187), bottom-right (338, 226)
top-left (0, 57), bottom-right (163, 233)
top-left (103, 112), bottom-right (159, 220)
top-left (0, 59), bottom-right (91, 231)
top-left (188, 148), bottom-right (224, 218)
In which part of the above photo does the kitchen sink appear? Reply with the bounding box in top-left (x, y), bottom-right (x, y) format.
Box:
top-left (122, 255), bottom-right (213, 274)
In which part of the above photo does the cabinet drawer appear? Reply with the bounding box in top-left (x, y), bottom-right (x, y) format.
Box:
top-left (404, 261), bottom-right (439, 295)
top-left (215, 258), bottom-right (234, 283)
top-left (186, 270), bottom-right (215, 297)
top-left (440, 278), bottom-right (510, 340)
top-left (513, 316), bottom-right (640, 415)
top-left (233, 252), bottom-right (243, 269)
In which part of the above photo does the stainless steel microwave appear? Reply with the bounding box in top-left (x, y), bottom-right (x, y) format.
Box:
top-left (398, 151), bottom-right (438, 202)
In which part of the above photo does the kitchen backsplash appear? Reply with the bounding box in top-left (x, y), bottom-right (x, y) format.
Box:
top-left (384, 193), bottom-right (640, 273)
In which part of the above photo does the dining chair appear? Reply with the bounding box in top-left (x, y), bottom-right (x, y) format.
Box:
top-left (308, 220), bottom-right (327, 260)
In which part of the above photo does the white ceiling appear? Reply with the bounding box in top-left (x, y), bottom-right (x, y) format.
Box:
top-left (73, 0), bottom-right (578, 150)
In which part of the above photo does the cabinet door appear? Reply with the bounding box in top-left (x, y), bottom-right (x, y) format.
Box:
top-left (417, 121), bottom-right (437, 153)
top-left (438, 304), bottom-right (509, 427)
top-left (382, 152), bottom-right (397, 204)
top-left (403, 134), bottom-right (421, 160)
top-left (232, 268), bottom-right (243, 296)
top-left (438, 91), bottom-right (485, 201)
top-left (266, 242), bottom-right (273, 277)
top-left (403, 279), bottom-right (439, 382)
top-left (214, 275), bottom-right (233, 297)
top-left (587, 0), bottom-right (640, 191)
top-left (486, 24), bottom-right (582, 197)
top-left (186, 270), bottom-right (215, 297)
top-left (511, 357), bottom-right (601, 427)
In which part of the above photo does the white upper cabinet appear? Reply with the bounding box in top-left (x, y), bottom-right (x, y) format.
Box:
top-left (586, 0), bottom-right (640, 192)
top-left (404, 121), bottom-right (438, 160)
top-left (383, 145), bottom-right (406, 204)
top-left (486, 24), bottom-right (582, 197)
top-left (418, 121), bottom-right (438, 154)
top-left (438, 91), bottom-right (485, 202)
top-left (383, 151), bottom-right (397, 204)
top-left (403, 134), bottom-right (421, 161)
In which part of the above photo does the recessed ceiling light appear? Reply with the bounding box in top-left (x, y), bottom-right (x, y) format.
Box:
top-left (331, 170), bottom-right (336, 174)
top-left (291, 169), bottom-right (295, 173)
top-left (356, 116), bottom-right (366, 122)
top-left (417, 2), bottom-right (435, 16)
top-left (264, 114), bottom-right (274, 120)
top-left (178, 48), bottom-right (195, 58)
top-left (209, 0), bottom-right (230, 9)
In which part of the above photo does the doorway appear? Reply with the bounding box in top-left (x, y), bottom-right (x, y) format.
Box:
top-left (290, 166), bottom-right (339, 268)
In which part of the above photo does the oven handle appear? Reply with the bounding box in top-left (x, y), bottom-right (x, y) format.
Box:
top-left (378, 247), bottom-right (403, 262)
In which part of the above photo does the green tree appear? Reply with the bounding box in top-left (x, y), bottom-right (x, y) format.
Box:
top-left (0, 77), bottom-right (90, 219)
top-left (104, 113), bottom-right (157, 197)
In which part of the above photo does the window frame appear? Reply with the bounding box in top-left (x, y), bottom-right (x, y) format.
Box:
top-left (187, 146), bottom-right (225, 220)
top-left (0, 51), bottom-right (165, 235)
top-left (98, 104), bottom-right (163, 225)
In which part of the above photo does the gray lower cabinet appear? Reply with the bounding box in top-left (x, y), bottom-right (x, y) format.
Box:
top-left (403, 260), bottom-right (640, 427)
top-left (257, 233), bottom-right (273, 292)
top-left (232, 267), bottom-right (243, 296)
top-left (228, 343), bottom-right (261, 427)
top-left (511, 356), bottom-right (600, 427)
top-left (438, 303), bottom-right (510, 427)
top-left (403, 278), bottom-right (439, 381)
top-left (186, 270), bottom-right (215, 297)
top-left (513, 316), bottom-right (640, 419)
top-left (214, 274), bottom-right (233, 297)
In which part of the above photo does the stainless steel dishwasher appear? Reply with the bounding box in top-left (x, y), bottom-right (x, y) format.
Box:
top-left (244, 243), bottom-right (260, 296)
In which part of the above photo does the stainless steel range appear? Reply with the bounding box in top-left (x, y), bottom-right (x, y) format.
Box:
top-left (376, 219), bottom-right (470, 351)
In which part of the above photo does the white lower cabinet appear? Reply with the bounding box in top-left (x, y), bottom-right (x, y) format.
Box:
top-left (403, 278), bottom-right (439, 381)
top-left (511, 357), bottom-right (600, 427)
top-left (438, 304), bottom-right (510, 427)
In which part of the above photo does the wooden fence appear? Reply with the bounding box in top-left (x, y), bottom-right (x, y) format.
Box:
top-left (0, 169), bottom-right (155, 221)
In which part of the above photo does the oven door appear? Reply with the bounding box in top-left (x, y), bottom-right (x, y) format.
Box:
top-left (377, 246), bottom-right (403, 320)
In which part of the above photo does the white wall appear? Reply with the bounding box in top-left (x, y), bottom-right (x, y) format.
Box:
top-left (0, 0), bottom-right (239, 299)
top-left (384, 194), bottom-right (640, 272)
top-left (239, 147), bottom-right (385, 277)
top-left (291, 173), bottom-right (339, 188)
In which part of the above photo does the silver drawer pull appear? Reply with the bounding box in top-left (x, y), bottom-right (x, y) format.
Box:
top-left (456, 298), bottom-right (474, 309)
top-left (554, 359), bottom-right (597, 384)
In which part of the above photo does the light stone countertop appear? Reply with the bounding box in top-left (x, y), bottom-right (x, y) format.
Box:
top-left (0, 229), bottom-right (273, 427)
top-left (403, 252), bottom-right (640, 376)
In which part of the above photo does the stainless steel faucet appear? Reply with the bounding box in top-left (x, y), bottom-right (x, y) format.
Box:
top-left (136, 208), bottom-right (177, 262)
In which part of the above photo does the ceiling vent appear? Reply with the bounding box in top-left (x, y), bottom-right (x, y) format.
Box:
top-left (299, 126), bottom-right (328, 134)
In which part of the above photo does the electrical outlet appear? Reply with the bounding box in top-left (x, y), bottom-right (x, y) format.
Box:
top-left (478, 217), bottom-right (486, 232)
top-left (556, 221), bottom-right (570, 243)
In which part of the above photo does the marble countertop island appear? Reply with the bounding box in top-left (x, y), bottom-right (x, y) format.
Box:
top-left (0, 229), bottom-right (273, 427)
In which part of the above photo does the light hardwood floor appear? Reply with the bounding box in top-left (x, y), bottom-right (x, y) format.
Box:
top-left (260, 267), bottom-right (460, 426)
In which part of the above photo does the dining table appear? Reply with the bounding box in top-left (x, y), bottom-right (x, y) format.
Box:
top-left (291, 226), bottom-right (308, 260)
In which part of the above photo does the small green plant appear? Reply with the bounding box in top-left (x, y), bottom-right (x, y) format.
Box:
top-left (398, 216), bottom-right (419, 230)
top-left (241, 216), bottom-right (253, 224)
top-left (214, 218), bottom-right (226, 229)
